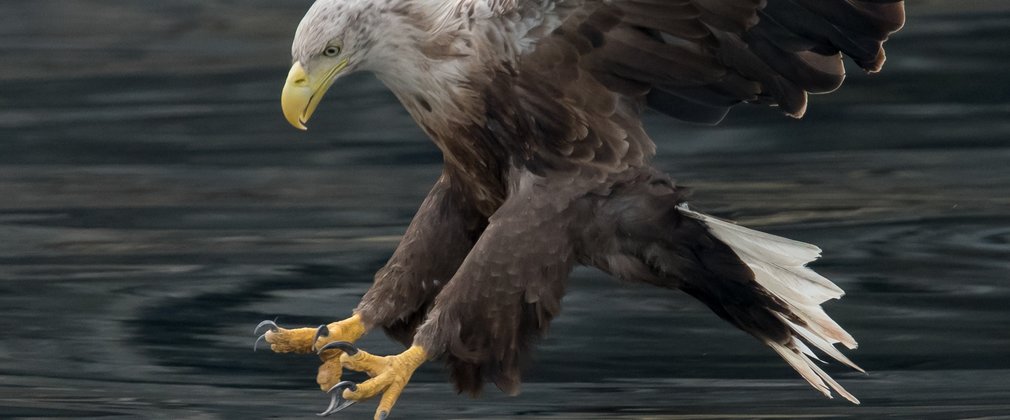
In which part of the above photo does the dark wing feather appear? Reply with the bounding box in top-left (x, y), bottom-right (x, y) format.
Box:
top-left (511, 0), bottom-right (905, 122)
top-left (427, 0), bottom-right (904, 395)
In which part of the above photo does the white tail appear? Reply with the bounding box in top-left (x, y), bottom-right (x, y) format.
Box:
top-left (679, 205), bottom-right (862, 404)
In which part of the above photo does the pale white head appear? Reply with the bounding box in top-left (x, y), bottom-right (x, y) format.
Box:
top-left (280, 0), bottom-right (425, 130)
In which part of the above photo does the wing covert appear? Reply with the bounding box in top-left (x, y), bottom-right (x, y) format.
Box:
top-left (501, 0), bottom-right (905, 123)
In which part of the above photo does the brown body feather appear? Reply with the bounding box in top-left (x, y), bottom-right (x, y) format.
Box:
top-left (347, 0), bottom-right (904, 398)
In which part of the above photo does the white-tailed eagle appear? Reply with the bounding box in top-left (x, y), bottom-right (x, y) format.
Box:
top-left (254, 0), bottom-right (905, 418)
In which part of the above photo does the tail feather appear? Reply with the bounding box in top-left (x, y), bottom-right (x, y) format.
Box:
top-left (768, 339), bottom-right (861, 404)
top-left (679, 205), bottom-right (862, 403)
top-left (780, 315), bottom-right (862, 372)
top-left (748, 263), bottom-right (856, 347)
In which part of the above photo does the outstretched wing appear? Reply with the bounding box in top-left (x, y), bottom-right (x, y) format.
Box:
top-left (496, 0), bottom-right (905, 124)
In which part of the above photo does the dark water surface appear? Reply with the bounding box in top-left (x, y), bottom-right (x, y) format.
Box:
top-left (2, 2), bottom-right (1009, 419)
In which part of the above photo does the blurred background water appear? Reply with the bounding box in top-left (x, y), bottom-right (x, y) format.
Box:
top-left (1, 1), bottom-right (1009, 419)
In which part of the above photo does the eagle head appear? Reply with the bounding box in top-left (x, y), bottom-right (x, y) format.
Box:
top-left (281, 0), bottom-right (404, 130)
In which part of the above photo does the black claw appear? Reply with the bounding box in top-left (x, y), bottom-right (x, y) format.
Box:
top-left (253, 333), bottom-right (267, 352)
top-left (311, 324), bottom-right (330, 352)
top-left (253, 319), bottom-right (282, 352)
top-left (318, 381), bottom-right (358, 416)
top-left (254, 319), bottom-right (280, 335)
top-left (317, 341), bottom-right (358, 356)
top-left (378, 410), bottom-right (389, 420)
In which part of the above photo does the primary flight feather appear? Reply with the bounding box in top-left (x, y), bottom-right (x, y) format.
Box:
top-left (257, 0), bottom-right (905, 417)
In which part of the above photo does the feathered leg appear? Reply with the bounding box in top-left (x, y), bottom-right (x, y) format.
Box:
top-left (328, 172), bottom-right (579, 419)
top-left (355, 173), bottom-right (488, 344)
top-left (583, 169), bottom-right (862, 403)
top-left (418, 172), bottom-right (580, 394)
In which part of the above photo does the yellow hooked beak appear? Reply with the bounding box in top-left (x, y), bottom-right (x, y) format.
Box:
top-left (280, 60), bottom-right (348, 130)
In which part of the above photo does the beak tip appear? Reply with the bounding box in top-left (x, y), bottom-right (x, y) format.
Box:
top-left (283, 117), bottom-right (309, 131)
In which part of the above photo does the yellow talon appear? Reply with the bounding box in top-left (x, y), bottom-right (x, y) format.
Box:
top-left (260, 325), bottom-right (318, 353)
top-left (254, 315), bottom-right (368, 392)
top-left (256, 314), bottom-right (366, 354)
top-left (339, 345), bottom-right (428, 420)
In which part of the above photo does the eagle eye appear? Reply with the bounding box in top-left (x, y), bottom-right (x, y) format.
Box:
top-left (323, 46), bottom-right (341, 57)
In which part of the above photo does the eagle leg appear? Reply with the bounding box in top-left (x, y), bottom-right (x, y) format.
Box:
top-left (252, 314), bottom-right (368, 391)
top-left (354, 175), bottom-right (486, 346)
top-left (410, 174), bottom-right (579, 396)
top-left (317, 344), bottom-right (428, 420)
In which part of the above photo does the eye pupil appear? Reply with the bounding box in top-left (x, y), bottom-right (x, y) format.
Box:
top-left (324, 47), bottom-right (340, 57)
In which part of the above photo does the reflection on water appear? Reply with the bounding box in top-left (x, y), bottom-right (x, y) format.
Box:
top-left (1, 3), bottom-right (1009, 419)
